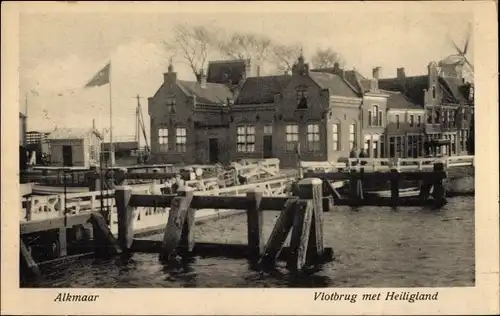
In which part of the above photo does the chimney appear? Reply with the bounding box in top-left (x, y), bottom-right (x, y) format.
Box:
top-left (198, 69), bottom-right (207, 87)
top-left (333, 62), bottom-right (340, 72)
top-left (372, 67), bottom-right (381, 79)
top-left (256, 65), bottom-right (261, 77)
top-left (244, 59), bottom-right (252, 78)
top-left (397, 67), bottom-right (406, 79)
top-left (164, 60), bottom-right (177, 85)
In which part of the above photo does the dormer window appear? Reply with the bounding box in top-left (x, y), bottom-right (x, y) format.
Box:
top-left (296, 86), bottom-right (308, 109)
top-left (166, 98), bottom-right (176, 113)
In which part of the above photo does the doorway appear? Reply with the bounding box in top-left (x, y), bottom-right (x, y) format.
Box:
top-left (62, 145), bottom-right (73, 167)
top-left (263, 135), bottom-right (273, 158)
top-left (208, 138), bottom-right (219, 164)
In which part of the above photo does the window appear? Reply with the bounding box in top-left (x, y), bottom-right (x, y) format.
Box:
top-left (434, 109), bottom-right (440, 124)
top-left (349, 124), bottom-right (356, 150)
top-left (237, 125), bottom-right (256, 152)
top-left (426, 109), bottom-right (433, 124)
top-left (389, 136), bottom-right (395, 158)
top-left (432, 86), bottom-right (436, 99)
top-left (307, 124), bottom-right (320, 152)
top-left (285, 124), bottom-right (299, 151)
top-left (395, 115), bottom-right (400, 129)
top-left (332, 123), bottom-right (340, 151)
top-left (263, 125), bottom-right (273, 135)
top-left (447, 110), bottom-right (452, 128)
top-left (380, 137), bottom-right (385, 158)
top-left (296, 87), bottom-right (308, 109)
top-left (158, 128), bottom-right (169, 152)
top-left (409, 115), bottom-right (414, 127)
top-left (166, 98), bottom-right (176, 113)
top-left (417, 115), bottom-right (421, 127)
top-left (373, 105), bottom-right (379, 126)
top-left (175, 127), bottom-right (187, 152)
top-left (451, 134), bottom-right (456, 154)
top-left (368, 105), bottom-right (381, 126)
top-left (90, 145), bottom-right (96, 160)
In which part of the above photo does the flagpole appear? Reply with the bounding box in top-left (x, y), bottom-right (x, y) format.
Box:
top-left (109, 61), bottom-right (114, 167)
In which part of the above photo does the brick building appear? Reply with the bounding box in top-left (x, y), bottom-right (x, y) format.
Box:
top-left (148, 62), bottom-right (238, 165)
top-left (378, 62), bottom-right (474, 157)
top-left (148, 56), bottom-right (474, 167)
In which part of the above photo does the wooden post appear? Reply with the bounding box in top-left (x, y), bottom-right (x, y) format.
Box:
top-left (357, 168), bottom-right (364, 200)
top-left (246, 188), bottom-right (264, 263)
top-left (178, 190), bottom-right (196, 258)
top-left (160, 190), bottom-right (193, 262)
top-left (431, 162), bottom-right (447, 206)
top-left (287, 200), bottom-right (313, 273)
top-left (58, 227), bottom-right (67, 257)
top-left (20, 238), bottom-right (40, 279)
top-left (259, 199), bottom-right (297, 267)
top-left (115, 186), bottom-right (134, 252)
top-left (390, 168), bottom-right (400, 209)
top-left (297, 178), bottom-right (324, 264)
top-left (89, 212), bottom-right (120, 256)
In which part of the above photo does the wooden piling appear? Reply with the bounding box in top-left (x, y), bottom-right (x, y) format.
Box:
top-left (58, 227), bottom-right (67, 257)
top-left (246, 188), bottom-right (264, 263)
top-left (160, 190), bottom-right (193, 262)
top-left (297, 178), bottom-right (324, 262)
top-left (178, 190), bottom-right (196, 257)
top-left (259, 199), bottom-right (297, 267)
top-left (390, 168), bottom-right (400, 209)
top-left (287, 200), bottom-right (313, 273)
top-left (88, 212), bottom-right (120, 256)
top-left (431, 162), bottom-right (447, 206)
top-left (20, 238), bottom-right (40, 279)
top-left (115, 186), bottom-right (135, 252)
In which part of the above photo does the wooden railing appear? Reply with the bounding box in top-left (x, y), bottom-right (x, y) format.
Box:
top-left (113, 178), bottom-right (333, 273)
top-left (20, 173), bottom-right (297, 237)
top-left (301, 155), bottom-right (474, 173)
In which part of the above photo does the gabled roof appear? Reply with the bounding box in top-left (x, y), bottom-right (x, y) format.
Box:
top-left (378, 75), bottom-right (472, 106)
top-left (47, 127), bottom-right (103, 140)
top-left (206, 59), bottom-right (248, 86)
top-left (383, 90), bottom-right (423, 110)
top-left (177, 80), bottom-right (233, 105)
top-left (309, 72), bottom-right (359, 98)
top-left (234, 75), bottom-right (292, 105)
top-left (378, 75), bottom-right (428, 106)
top-left (311, 68), bottom-right (367, 96)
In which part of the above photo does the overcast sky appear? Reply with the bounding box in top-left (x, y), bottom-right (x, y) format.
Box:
top-left (18, 2), bottom-right (474, 144)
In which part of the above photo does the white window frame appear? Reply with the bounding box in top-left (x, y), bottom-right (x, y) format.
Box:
top-left (349, 124), bottom-right (356, 150)
top-left (175, 127), bottom-right (186, 152)
top-left (306, 123), bottom-right (320, 152)
top-left (158, 128), bottom-right (169, 152)
top-left (332, 123), bottom-right (340, 151)
top-left (237, 125), bottom-right (256, 152)
top-left (285, 124), bottom-right (299, 152)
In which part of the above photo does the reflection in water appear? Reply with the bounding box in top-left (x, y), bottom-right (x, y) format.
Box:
top-left (24, 197), bottom-right (474, 288)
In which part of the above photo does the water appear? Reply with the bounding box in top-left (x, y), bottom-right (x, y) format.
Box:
top-left (26, 197), bottom-right (474, 288)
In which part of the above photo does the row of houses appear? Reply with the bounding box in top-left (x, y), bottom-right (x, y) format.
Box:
top-left (147, 54), bottom-right (474, 167)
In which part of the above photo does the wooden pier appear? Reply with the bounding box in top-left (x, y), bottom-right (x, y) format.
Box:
top-left (19, 156), bottom-right (474, 281)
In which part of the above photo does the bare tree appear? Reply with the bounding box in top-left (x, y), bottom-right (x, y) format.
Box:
top-left (218, 32), bottom-right (273, 66)
top-left (270, 43), bottom-right (302, 74)
top-left (311, 47), bottom-right (343, 69)
top-left (163, 24), bottom-right (219, 80)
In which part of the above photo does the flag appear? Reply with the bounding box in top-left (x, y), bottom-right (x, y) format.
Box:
top-left (85, 63), bottom-right (110, 88)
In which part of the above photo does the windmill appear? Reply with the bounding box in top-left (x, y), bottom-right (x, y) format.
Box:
top-left (438, 23), bottom-right (474, 82)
